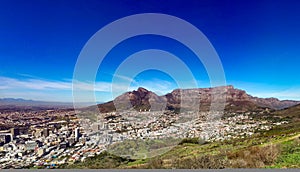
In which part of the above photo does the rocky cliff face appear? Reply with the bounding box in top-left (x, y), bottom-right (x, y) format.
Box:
top-left (97, 86), bottom-right (300, 113)
top-left (113, 87), bottom-right (167, 111)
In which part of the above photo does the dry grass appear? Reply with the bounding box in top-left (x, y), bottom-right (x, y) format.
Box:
top-left (228, 144), bottom-right (281, 168)
top-left (146, 157), bottom-right (164, 169)
top-left (170, 154), bottom-right (228, 169)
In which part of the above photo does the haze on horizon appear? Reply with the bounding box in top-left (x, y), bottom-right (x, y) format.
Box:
top-left (0, 0), bottom-right (300, 102)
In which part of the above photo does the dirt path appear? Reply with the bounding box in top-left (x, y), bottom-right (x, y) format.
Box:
top-left (262, 132), bottom-right (300, 147)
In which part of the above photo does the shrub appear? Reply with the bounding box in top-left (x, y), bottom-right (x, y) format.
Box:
top-left (171, 154), bottom-right (228, 169)
top-left (147, 157), bottom-right (164, 169)
top-left (228, 144), bottom-right (281, 168)
top-left (179, 138), bottom-right (206, 145)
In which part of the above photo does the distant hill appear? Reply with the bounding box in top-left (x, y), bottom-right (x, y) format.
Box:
top-left (0, 98), bottom-right (94, 107)
top-left (96, 86), bottom-right (300, 113)
top-left (0, 98), bottom-right (74, 106)
top-left (273, 104), bottom-right (300, 121)
top-left (0, 98), bottom-right (71, 111)
top-left (0, 98), bottom-right (96, 111)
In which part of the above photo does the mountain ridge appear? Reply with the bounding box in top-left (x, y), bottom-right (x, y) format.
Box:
top-left (96, 85), bottom-right (300, 113)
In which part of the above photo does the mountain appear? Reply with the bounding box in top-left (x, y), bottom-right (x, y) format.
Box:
top-left (221, 86), bottom-right (299, 112)
top-left (96, 86), bottom-right (300, 113)
top-left (251, 97), bottom-right (300, 110)
top-left (0, 98), bottom-right (98, 108)
top-left (96, 87), bottom-right (166, 113)
top-left (0, 98), bottom-right (72, 111)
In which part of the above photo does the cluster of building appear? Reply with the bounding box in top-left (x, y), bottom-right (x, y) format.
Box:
top-left (0, 109), bottom-right (108, 169)
top-left (0, 108), bottom-right (288, 168)
top-left (0, 109), bottom-right (75, 130)
top-left (85, 111), bottom-right (273, 141)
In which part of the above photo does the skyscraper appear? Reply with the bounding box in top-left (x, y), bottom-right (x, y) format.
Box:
top-left (75, 127), bottom-right (80, 141)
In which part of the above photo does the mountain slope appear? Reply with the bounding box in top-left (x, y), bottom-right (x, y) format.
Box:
top-left (273, 104), bottom-right (300, 121)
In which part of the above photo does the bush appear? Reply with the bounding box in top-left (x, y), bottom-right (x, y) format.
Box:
top-left (147, 157), bottom-right (164, 169)
top-left (63, 151), bottom-right (129, 169)
top-left (179, 138), bottom-right (206, 145)
top-left (228, 144), bottom-right (281, 168)
top-left (171, 154), bottom-right (228, 169)
top-left (270, 138), bottom-right (300, 168)
top-left (292, 136), bottom-right (300, 144)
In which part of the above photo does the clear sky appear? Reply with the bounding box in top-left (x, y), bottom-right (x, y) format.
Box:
top-left (0, 0), bottom-right (300, 102)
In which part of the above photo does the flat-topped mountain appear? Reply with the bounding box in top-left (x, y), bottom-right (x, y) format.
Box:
top-left (96, 86), bottom-right (300, 113)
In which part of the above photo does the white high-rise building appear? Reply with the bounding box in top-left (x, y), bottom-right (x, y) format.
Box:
top-left (75, 127), bottom-right (80, 141)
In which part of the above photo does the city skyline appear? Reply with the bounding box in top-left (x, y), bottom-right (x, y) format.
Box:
top-left (1, 0), bottom-right (300, 102)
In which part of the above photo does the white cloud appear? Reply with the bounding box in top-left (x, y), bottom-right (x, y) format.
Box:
top-left (0, 76), bottom-right (178, 101)
top-left (0, 76), bottom-right (114, 92)
top-left (112, 73), bottom-right (137, 83)
top-left (252, 88), bottom-right (300, 101)
top-left (0, 76), bottom-right (119, 102)
top-left (0, 77), bottom-right (71, 90)
top-left (131, 80), bottom-right (175, 95)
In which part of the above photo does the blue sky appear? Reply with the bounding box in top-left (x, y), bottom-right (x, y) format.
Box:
top-left (0, 0), bottom-right (300, 102)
